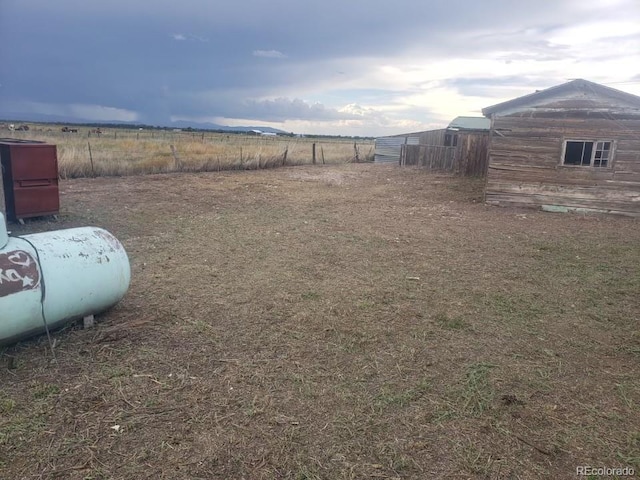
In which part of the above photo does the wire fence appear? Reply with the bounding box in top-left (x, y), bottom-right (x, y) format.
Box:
top-left (1, 127), bottom-right (374, 178)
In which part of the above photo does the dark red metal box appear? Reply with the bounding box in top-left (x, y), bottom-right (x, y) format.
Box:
top-left (0, 139), bottom-right (60, 221)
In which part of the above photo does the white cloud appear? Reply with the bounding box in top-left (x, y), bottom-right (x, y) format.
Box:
top-left (253, 49), bottom-right (287, 59)
top-left (171, 33), bottom-right (208, 42)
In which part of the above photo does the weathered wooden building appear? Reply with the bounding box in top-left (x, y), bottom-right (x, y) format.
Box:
top-left (483, 79), bottom-right (640, 216)
top-left (397, 117), bottom-right (490, 176)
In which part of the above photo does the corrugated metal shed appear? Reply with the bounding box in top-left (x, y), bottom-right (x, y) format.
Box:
top-left (448, 116), bottom-right (491, 131)
top-left (374, 134), bottom-right (421, 163)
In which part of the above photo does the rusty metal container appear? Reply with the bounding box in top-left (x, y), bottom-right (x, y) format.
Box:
top-left (0, 139), bottom-right (60, 222)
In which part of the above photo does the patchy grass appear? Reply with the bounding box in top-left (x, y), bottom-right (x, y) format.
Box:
top-left (373, 379), bottom-right (431, 411)
top-left (31, 382), bottom-right (60, 400)
top-left (459, 363), bottom-right (496, 416)
top-left (1, 164), bottom-right (639, 479)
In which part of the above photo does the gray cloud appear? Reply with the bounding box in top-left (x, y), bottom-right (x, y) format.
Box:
top-left (1, 0), bottom-right (639, 135)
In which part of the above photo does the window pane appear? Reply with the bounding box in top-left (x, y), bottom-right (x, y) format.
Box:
top-left (564, 141), bottom-right (585, 165)
top-left (582, 142), bottom-right (593, 165)
top-left (593, 141), bottom-right (611, 167)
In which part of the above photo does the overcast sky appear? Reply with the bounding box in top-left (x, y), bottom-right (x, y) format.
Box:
top-left (1, 0), bottom-right (639, 136)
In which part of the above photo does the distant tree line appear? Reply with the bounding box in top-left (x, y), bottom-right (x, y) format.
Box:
top-left (0, 119), bottom-right (374, 141)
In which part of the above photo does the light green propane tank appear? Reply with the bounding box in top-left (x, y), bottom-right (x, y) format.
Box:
top-left (0, 213), bottom-right (131, 346)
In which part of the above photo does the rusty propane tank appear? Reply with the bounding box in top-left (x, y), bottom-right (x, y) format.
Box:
top-left (0, 213), bottom-right (131, 346)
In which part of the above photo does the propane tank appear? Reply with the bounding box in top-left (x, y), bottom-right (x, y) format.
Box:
top-left (0, 213), bottom-right (131, 346)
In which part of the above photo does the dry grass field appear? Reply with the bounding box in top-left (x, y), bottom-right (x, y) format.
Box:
top-left (1, 163), bottom-right (639, 479)
top-left (3, 126), bottom-right (373, 178)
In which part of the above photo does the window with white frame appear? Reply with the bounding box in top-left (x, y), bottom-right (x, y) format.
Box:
top-left (563, 140), bottom-right (612, 167)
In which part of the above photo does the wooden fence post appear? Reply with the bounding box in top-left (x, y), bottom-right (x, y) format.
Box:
top-left (353, 142), bottom-right (360, 163)
top-left (312, 143), bottom-right (316, 165)
top-left (87, 141), bottom-right (95, 176)
top-left (170, 145), bottom-right (183, 170)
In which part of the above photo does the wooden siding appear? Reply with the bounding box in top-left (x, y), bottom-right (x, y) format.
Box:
top-left (458, 132), bottom-right (490, 176)
top-left (401, 144), bottom-right (455, 171)
top-left (417, 129), bottom-right (446, 145)
top-left (401, 131), bottom-right (489, 176)
top-left (485, 116), bottom-right (640, 215)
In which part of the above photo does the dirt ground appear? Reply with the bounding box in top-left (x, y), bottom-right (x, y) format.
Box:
top-left (1, 163), bottom-right (639, 479)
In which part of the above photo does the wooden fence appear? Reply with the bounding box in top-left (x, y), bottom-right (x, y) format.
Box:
top-left (399, 131), bottom-right (490, 177)
top-left (400, 144), bottom-right (456, 170)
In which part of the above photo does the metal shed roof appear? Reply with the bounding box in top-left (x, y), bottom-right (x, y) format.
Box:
top-left (447, 116), bottom-right (490, 131)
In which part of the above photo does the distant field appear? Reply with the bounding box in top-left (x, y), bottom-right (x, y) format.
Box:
top-left (1, 164), bottom-right (639, 479)
top-left (1, 124), bottom-right (374, 177)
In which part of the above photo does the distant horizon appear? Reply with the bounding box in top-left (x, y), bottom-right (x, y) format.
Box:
top-left (0, 116), bottom-right (378, 139)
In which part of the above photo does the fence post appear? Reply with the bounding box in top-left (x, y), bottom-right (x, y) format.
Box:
top-left (282, 147), bottom-right (288, 166)
top-left (353, 142), bottom-right (360, 163)
top-left (170, 145), bottom-right (183, 170)
top-left (321, 146), bottom-right (325, 164)
top-left (312, 143), bottom-right (316, 165)
top-left (87, 141), bottom-right (95, 176)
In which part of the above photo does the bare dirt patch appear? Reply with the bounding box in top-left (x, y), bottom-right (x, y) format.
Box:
top-left (1, 163), bottom-right (639, 479)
